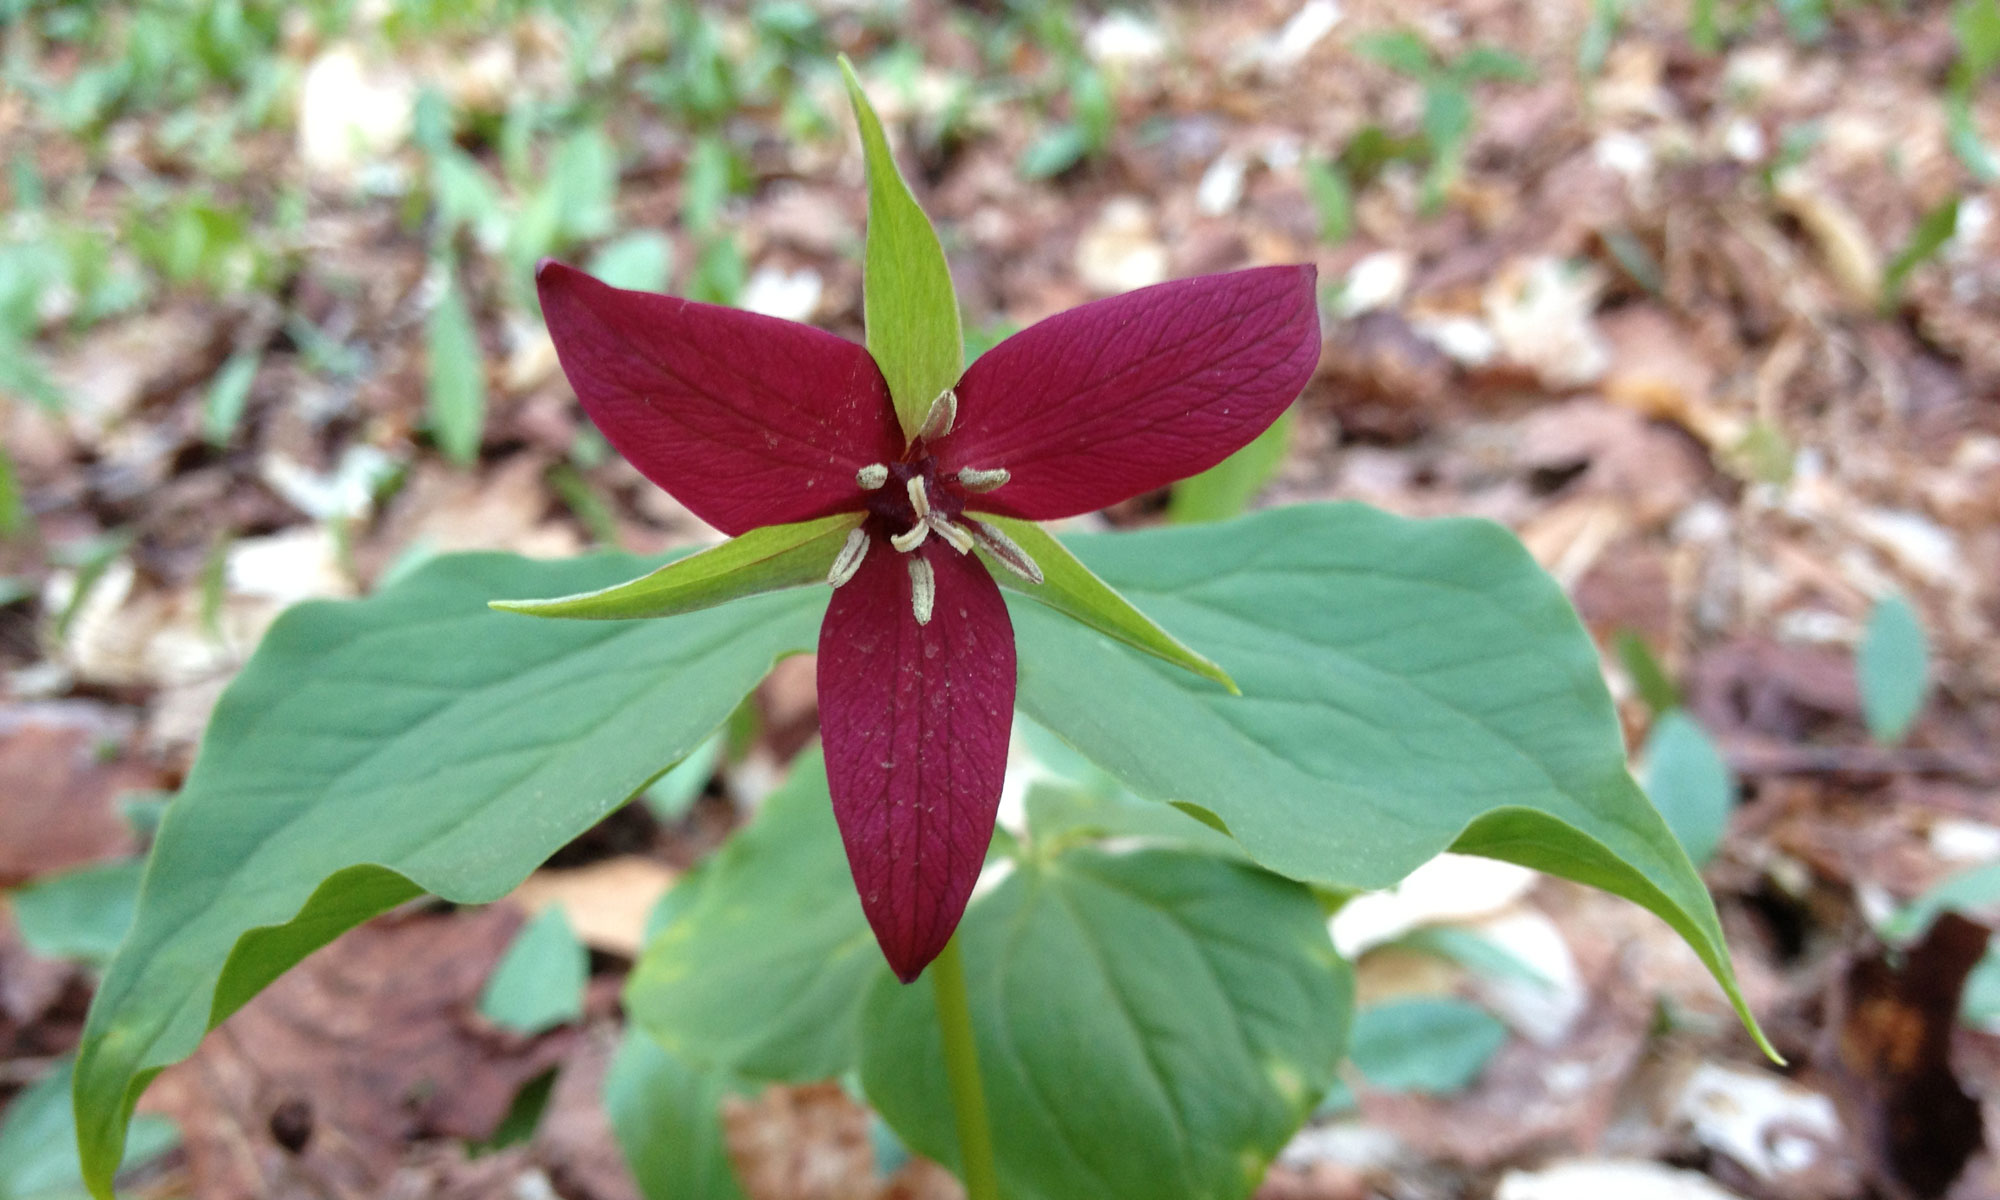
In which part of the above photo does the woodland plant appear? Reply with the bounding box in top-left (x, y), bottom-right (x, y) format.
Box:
top-left (69, 63), bottom-right (1772, 1200)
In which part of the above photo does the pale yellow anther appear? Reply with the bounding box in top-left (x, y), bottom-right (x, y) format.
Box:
top-left (918, 388), bottom-right (958, 441)
top-left (956, 467), bottom-right (1010, 493)
top-left (906, 476), bottom-right (931, 520)
top-left (891, 522), bottom-right (930, 553)
top-left (827, 527), bottom-right (870, 587)
top-left (929, 515), bottom-right (975, 554)
top-left (907, 556), bottom-right (936, 625)
top-left (856, 463), bottom-right (889, 490)
top-left (968, 519), bottom-right (1043, 585)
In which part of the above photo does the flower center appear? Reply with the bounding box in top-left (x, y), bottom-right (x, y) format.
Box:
top-left (829, 444), bottom-right (1044, 620)
top-left (864, 456), bottom-right (969, 552)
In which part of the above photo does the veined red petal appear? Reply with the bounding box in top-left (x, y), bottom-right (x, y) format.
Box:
top-left (940, 265), bottom-right (1320, 519)
top-left (537, 261), bottom-right (902, 535)
top-left (816, 537), bottom-right (1015, 982)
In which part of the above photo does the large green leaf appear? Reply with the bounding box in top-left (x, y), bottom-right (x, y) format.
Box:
top-left (76, 501), bottom-right (1773, 1195)
top-left (72, 552), bottom-right (823, 1197)
top-left (623, 747), bottom-right (877, 1083)
top-left (491, 514), bottom-right (860, 621)
top-left (859, 847), bottom-right (1352, 1200)
top-left (839, 57), bottom-right (962, 439)
top-left (1015, 504), bottom-right (1771, 1055)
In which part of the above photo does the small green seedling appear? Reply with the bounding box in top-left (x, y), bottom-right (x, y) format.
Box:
top-left (1354, 30), bottom-right (1537, 211)
top-left (1857, 593), bottom-right (1933, 744)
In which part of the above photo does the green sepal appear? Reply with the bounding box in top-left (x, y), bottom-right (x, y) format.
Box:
top-left (981, 515), bottom-right (1237, 695)
top-left (839, 55), bottom-right (963, 440)
top-left (489, 513), bottom-right (861, 621)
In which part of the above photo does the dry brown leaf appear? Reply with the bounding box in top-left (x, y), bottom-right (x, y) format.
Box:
top-left (509, 858), bottom-right (677, 958)
top-left (144, 905), bottom-right (573, 1200)
top-left (0, 711), bottom-right (149, 886)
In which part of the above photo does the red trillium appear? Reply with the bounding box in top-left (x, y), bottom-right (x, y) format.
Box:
top-left (535, 259), bottom-right (1320, 981)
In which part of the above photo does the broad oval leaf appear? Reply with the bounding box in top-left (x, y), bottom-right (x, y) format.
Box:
top-left (624, 746), bottom-right (879, 1083)
top-left (73, 552), bottom-right (823, 1197)
top-left (1011, 503), bottom-right (1771, 1055)
top-left (1641, 710), bottom-right (1734, 867)
top-left (11, 858), bottom-right (143, 967)
top-left (478, 906), bottom-right (588, 1035)
top-left (839, 56), bottom-right (962, 438)
top-left (859, 847), bottom-right (1352, 1200)
top-left (1347, 998), bottom-right (1508, 1094)
top-left (1884, 860), bottom-right (2000, 945)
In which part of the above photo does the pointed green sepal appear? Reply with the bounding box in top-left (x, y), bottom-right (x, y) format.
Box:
top-left (490, 514), bottom-right (862, 621)
top-left (981, 515), bottom-right (1239, 695)
top-left (839, 55), bottom-right (963, 441)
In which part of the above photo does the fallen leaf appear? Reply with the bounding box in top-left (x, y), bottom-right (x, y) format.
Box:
top-left (509, 858), bottom-right (678, 958)
top-left (1672, 1063), bottom-right (1847, 1186)
top-left (0, 711), bottom-right (148, 887)
top-left (297, 45), bottom-right (416, 185)
top-left (145, 905), bottom-right (575, 1200)
top-left (1075, 198), bottom-right (1168, 294)
top-left (1774, 174), bottom-right (1883, 307)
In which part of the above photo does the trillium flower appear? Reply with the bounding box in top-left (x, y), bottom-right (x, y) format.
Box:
top-left (497, 65), bottom-right (1318, 984)
top-left (522, 260), bottom-right (1319, 981)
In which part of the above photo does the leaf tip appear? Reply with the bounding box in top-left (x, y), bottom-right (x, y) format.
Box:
top-left (1195, 658), bottom-right (1241, 695)
top-left (836, 55), bottom-right (872, 120)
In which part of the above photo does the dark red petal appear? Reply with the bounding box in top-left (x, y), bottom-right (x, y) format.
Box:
top-left (537, 261), bottom-right (902, 536)
top-left (940, 265), bottom-right (1320, 519)
top-left (816, 537), bottom-right (1015, 982)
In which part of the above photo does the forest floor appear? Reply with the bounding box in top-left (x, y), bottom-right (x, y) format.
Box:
top-left (2, 0), bottom-right (1999, 1198)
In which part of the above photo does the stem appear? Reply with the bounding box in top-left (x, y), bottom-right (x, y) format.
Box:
top-left (930, 934), bottom-right (1001, 1200)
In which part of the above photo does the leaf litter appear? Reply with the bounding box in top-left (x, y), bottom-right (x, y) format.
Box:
top-left (3, 0), bottom-right (2000, 1196)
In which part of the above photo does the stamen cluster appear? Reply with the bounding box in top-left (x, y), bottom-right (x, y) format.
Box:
top-left (828, 389), bottom-right (1041, 622)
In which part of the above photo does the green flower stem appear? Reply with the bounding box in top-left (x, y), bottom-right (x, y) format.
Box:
top-left (930, 934), bottom-right (1001, 1200)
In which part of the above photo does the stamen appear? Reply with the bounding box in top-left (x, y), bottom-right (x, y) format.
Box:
top-left (956, 467), bottom-right (1010, 492)
top-left (827, 527), bottom-right (870, 587)
top-left (929, 515), bottom-right (975, 554)
top-left (891, 522), bottom-right (930, 553)
top-left (968, 519), bottom-right (1044, 585)
top-left (907, 556), bottom-right (935, 625)
top-left (905, 476), bottom-right (931, 520)
top-left (856, 463), bottom-right (889, 490)
top-left (918, 388), bottom-right (958, 440)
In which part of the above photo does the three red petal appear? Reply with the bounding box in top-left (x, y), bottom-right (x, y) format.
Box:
top-left (538, 258), bottom-right (1320, 982)
top-left (939, 265), bottom-right (1321, 520)
top-left (537, 261), bottom-right (902, 536)
top-left (815, 539), bottom-right (1015, 982)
